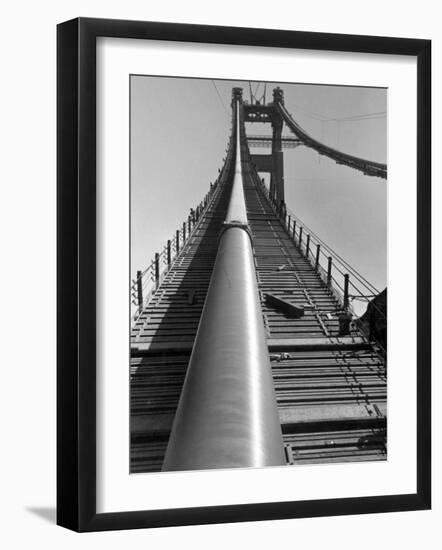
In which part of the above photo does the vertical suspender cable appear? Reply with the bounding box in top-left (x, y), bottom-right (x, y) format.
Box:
top-left (162, 91), bottom-right (285, 471)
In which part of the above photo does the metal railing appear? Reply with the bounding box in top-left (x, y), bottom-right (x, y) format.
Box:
top-left (131, 181), bottom-right (219, 323)
top-left (256, 177), bottom-right (386, 323)
top-left (131, 133), bottom-right (236, 325)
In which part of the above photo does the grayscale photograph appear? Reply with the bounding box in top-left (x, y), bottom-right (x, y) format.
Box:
top-left (130, 76), bottom-right (387, 474)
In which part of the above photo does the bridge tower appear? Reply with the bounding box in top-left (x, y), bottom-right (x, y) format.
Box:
top-left (130, 87), bottom-right (387, 473)
top-left (244, 87), bottom-right (286, 207)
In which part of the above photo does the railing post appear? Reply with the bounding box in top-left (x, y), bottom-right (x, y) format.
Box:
top-left (344, 273), bottom-right (350, 310)
top-left (327, 256), bottom-right (332, 285)
top-left (176, 229), bottom-right (180, 254)
top-left (188, 215), bottom-right (192, 234)
top-left (167, 239), bottom-right (171, 267)
top-left (292, 220), bottom-right (296, 240)
top-left (288, 214), bottom-right (291, 231)
top-left (155, 252), bottom-right (160, 286)
top-left (136, 270), bottom-right (143, 310)
top-left (306, 234), bottom-right (311, 259)
top-left (183, 222), bottom-right (186, 242)
top-left (315, 244), bottom-right (320, 271)
top-left (299, 226), bottom-right (303, 251)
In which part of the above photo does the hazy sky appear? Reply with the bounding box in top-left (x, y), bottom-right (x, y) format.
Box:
top-left (131, 76), bottom-right (387, 302)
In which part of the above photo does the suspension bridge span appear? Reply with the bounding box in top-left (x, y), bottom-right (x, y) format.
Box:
top-left (130, 86), bottom-right (387, 473)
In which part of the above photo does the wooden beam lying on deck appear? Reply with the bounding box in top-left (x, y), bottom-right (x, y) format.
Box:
top-left (131, 335), bottom-right (369, 355)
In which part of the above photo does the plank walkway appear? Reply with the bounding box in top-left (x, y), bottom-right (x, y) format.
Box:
top-left (130, 139), bottom-right (387, 473)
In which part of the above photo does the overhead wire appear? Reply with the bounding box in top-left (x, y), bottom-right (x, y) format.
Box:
top-left (325, 111), bottom-right (387, 122)
top-left (211, 80), bottom-right (228, 114)
top-left (289, 102), bottom-right (386, 124)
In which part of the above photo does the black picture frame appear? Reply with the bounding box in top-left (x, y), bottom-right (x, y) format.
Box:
top-left (57, 17), bottom-right (431, 532)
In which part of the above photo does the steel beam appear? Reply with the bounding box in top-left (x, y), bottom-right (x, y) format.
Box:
top-left (247, 135), bottom-right (301, 148)
top-left (162, 96), bottom-right (285, 471)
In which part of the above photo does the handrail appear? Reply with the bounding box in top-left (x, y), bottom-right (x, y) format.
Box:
top-left (131, 177), bottom-right (222, 324)
top-left (283, 207), bottom-right (379, 295)
top-left (255, 174), bottom-right (386, 323)
top-left (131, 131), bottom-right (238, 324)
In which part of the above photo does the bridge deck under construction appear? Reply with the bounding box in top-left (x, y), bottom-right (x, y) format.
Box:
top-left (130, 150), bottom-right (386, 472)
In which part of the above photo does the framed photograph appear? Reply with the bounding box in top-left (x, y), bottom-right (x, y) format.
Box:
top-left (57, 17), bottom-right (431, 532)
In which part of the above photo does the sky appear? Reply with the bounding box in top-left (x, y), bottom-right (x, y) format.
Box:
top-left (130, 76), bottom-right (387, 309)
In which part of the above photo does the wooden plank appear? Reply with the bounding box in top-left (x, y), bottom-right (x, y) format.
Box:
top-left (265, 293), bottom-right (305, 318)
